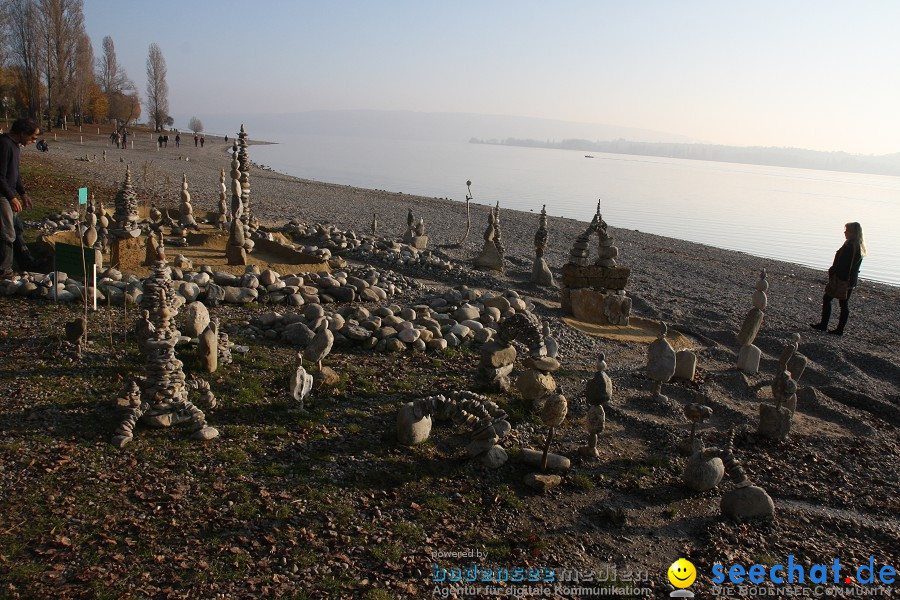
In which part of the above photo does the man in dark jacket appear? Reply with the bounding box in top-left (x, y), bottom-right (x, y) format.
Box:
top-left (0, 117), bottom-right (40, 278)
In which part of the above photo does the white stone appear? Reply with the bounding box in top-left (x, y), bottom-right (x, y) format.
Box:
top-left (737, 344), bottom-right (762, 375)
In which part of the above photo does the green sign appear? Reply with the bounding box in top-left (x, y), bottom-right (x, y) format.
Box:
top-left (55, 242), bottom-right (96, 277)
top-left (78, 187), bottom-right (87, 205)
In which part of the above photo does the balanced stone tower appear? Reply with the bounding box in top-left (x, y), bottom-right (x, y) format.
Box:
top-left (216, 168), bottom-right (228, 228)
top-left (737, 269), bottom-right (768, 374)
top-left (226, 141), bottom-right (248, 265)
top-left (111, 232), bottom-right (218, 448)
top-left (560, 200), bottom-right (631, 325)
top-left (531, 205), bottom-right (555, 286)
top-left (472, 206), bottom-right (504, 272)
top-left (237, 125), bottom-right (254, 251)
top-left (179, 173), bottom-right (197, 228)
top-left (109, 165), bottom-right (144, 270)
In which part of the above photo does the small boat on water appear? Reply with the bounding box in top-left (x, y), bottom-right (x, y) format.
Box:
top-left (585, 155), bottom-right (595, 158)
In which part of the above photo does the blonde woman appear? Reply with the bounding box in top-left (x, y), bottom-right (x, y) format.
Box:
top-left (810, 222), bottom-right (867, 336)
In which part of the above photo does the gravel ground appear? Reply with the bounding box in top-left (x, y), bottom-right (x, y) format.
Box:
top-left (2, 128), bottom-right (896, 598)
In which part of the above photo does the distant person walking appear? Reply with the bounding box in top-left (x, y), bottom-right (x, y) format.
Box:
top-left (194, 134), bottom-right (199, 147)
top-left (200, 136), bottom-right (205, 148)
top-left (163, 134), bottom-right (169, 148)
top-left (810, 222), bottom-right (867, 336)
top-left (122, 129), bottom-right (128, 148)
top-left (0, 117), bottom-right (41, 278)
top-left (175, 133), bottom-right (180, 148)
top-left (157, 134), bottom-right (163, 149)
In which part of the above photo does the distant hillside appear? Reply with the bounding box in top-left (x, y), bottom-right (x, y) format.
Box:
top-left (205, 110), bottom-right (699, 145)
top-left (471, 137), bottom-right (900, 177)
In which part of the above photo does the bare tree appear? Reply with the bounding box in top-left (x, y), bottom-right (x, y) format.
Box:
top-left (68, 28), bottom-right (93, 125)
top-left (3, 0), bottom-right (43, 118)
top-left (36, 0), bottom-right (85, 130)
top-left (188, 116), bottom-right (203, 134)
top-left (144, 42), bottom-right (168, 131)
top-left (97, 35), bottom-right (131, 95)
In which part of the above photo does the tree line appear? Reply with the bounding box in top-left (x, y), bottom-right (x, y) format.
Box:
top-left (0, 0), bottom-right (172, 132)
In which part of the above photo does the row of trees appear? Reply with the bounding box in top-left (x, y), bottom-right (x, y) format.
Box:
top-left (0, 0), bottom-right (171, 131)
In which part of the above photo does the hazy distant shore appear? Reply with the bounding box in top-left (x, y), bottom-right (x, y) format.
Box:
top-left (470, 138), bottom-right (900, 177)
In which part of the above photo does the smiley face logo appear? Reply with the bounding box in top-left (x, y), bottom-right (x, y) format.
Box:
top-left (668, 558), bottom-right (697, 588)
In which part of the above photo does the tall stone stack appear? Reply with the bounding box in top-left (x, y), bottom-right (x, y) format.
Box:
top-left (472, 208), bottom-right (504, 272)
top-left (401, 209), bottom-right (415, 244)
top-left (237, 125), bottom-right (254, 251)
top-left (216, 168), bottom-right (228, 228)
top-left (111, 233), bottom-right (218, 448)
top-left (736, 269), bottom-right (768, 374)
top-left (560, 200), bottom-right (632, 325)
top-left (492, 202), bottom-right (505, 266)
top-left (580, 352), bottom-right (612, 458)
top-left (226, 142), bottom-right (247, 265)
top-left (95, 195), bottom-right (110, 254)
top-left (531, 205), bottom-right (555, 286)
top-left (110, 165), bottom-right (141, 238)
top-left (109, 165), bottom-right (144, 270)
top-left (179, 173), bottom-right (198, 228)
top-left (82, 193), bottom-right (99, 249)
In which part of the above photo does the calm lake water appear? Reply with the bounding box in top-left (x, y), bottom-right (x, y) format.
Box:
top-left (248, 133), bottom-right (900, 286)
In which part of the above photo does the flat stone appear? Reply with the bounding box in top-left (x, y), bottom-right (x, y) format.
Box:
top-left (674, 350), bottom-right (697, 381)
top-left (721, 485), bottom-right (775, 520)
top-left (523, 356), bottom-right (560, 372)
top-left (192, 427), bottom-right (219, 441)
top-left (737, 343), bottom-right (762, 374)
top-left (518, 448), bottom-right (570, 471)
top-left (523, 472), bottom-right (562, 493)
top-left (479, 341), bottom-right (517, 368)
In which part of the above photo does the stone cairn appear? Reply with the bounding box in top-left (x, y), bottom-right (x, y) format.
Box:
top-left (478, 311), bottom-right (545, 394)
top-left (523, 392), bottom-right (569, 492)
top-left (647, 321), bottom-right (677, 402)
top-left (718, 430), bottom-right (775, 519)
top-left (371, 213), bottom-right (377, 236)
top-left (216, 168), bottom-right (228, 229)
top-left (531, 205), bottom-right (555, 286)
top-left (580, 352), bottom-right (612, 458)
top-left (678, 401), bottom-right (713, 456)
top-left (542, 321), bottom-right (558, 359)
top-left (401, 209), bottom-right (414, 243)
top-left (758, 333), bottom-right (802, 441)
top-left (226, 141), bottom-right (248, 265)
top-left (396, 390), bottom-right (512, 469)
top-left (472, 205), bottom-right (505, 272)
top-left (111, 232), bottom-right (218, 448)
top-left (110, 165), bottom-right (141, 238)
top-left (560, 200), bottom-right (631, 325)
top-left (401, 209), bottom-right (428, 250)
top-left (82, 193), bottom-right (99, 250)
top-left (737, 269), bottom-right (768, 374)
top-left (492, 202), bottom-right (505, 264)
top-left (179, 173), bottom-right (198, 229)
top-left (237, 125), bottom-right (255, 250)
top-left (95, 195), bottom-right (110, 255)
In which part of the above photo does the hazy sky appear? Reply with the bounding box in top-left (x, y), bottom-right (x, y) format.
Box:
top-left (82, 0), bottom-right (900, 154)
